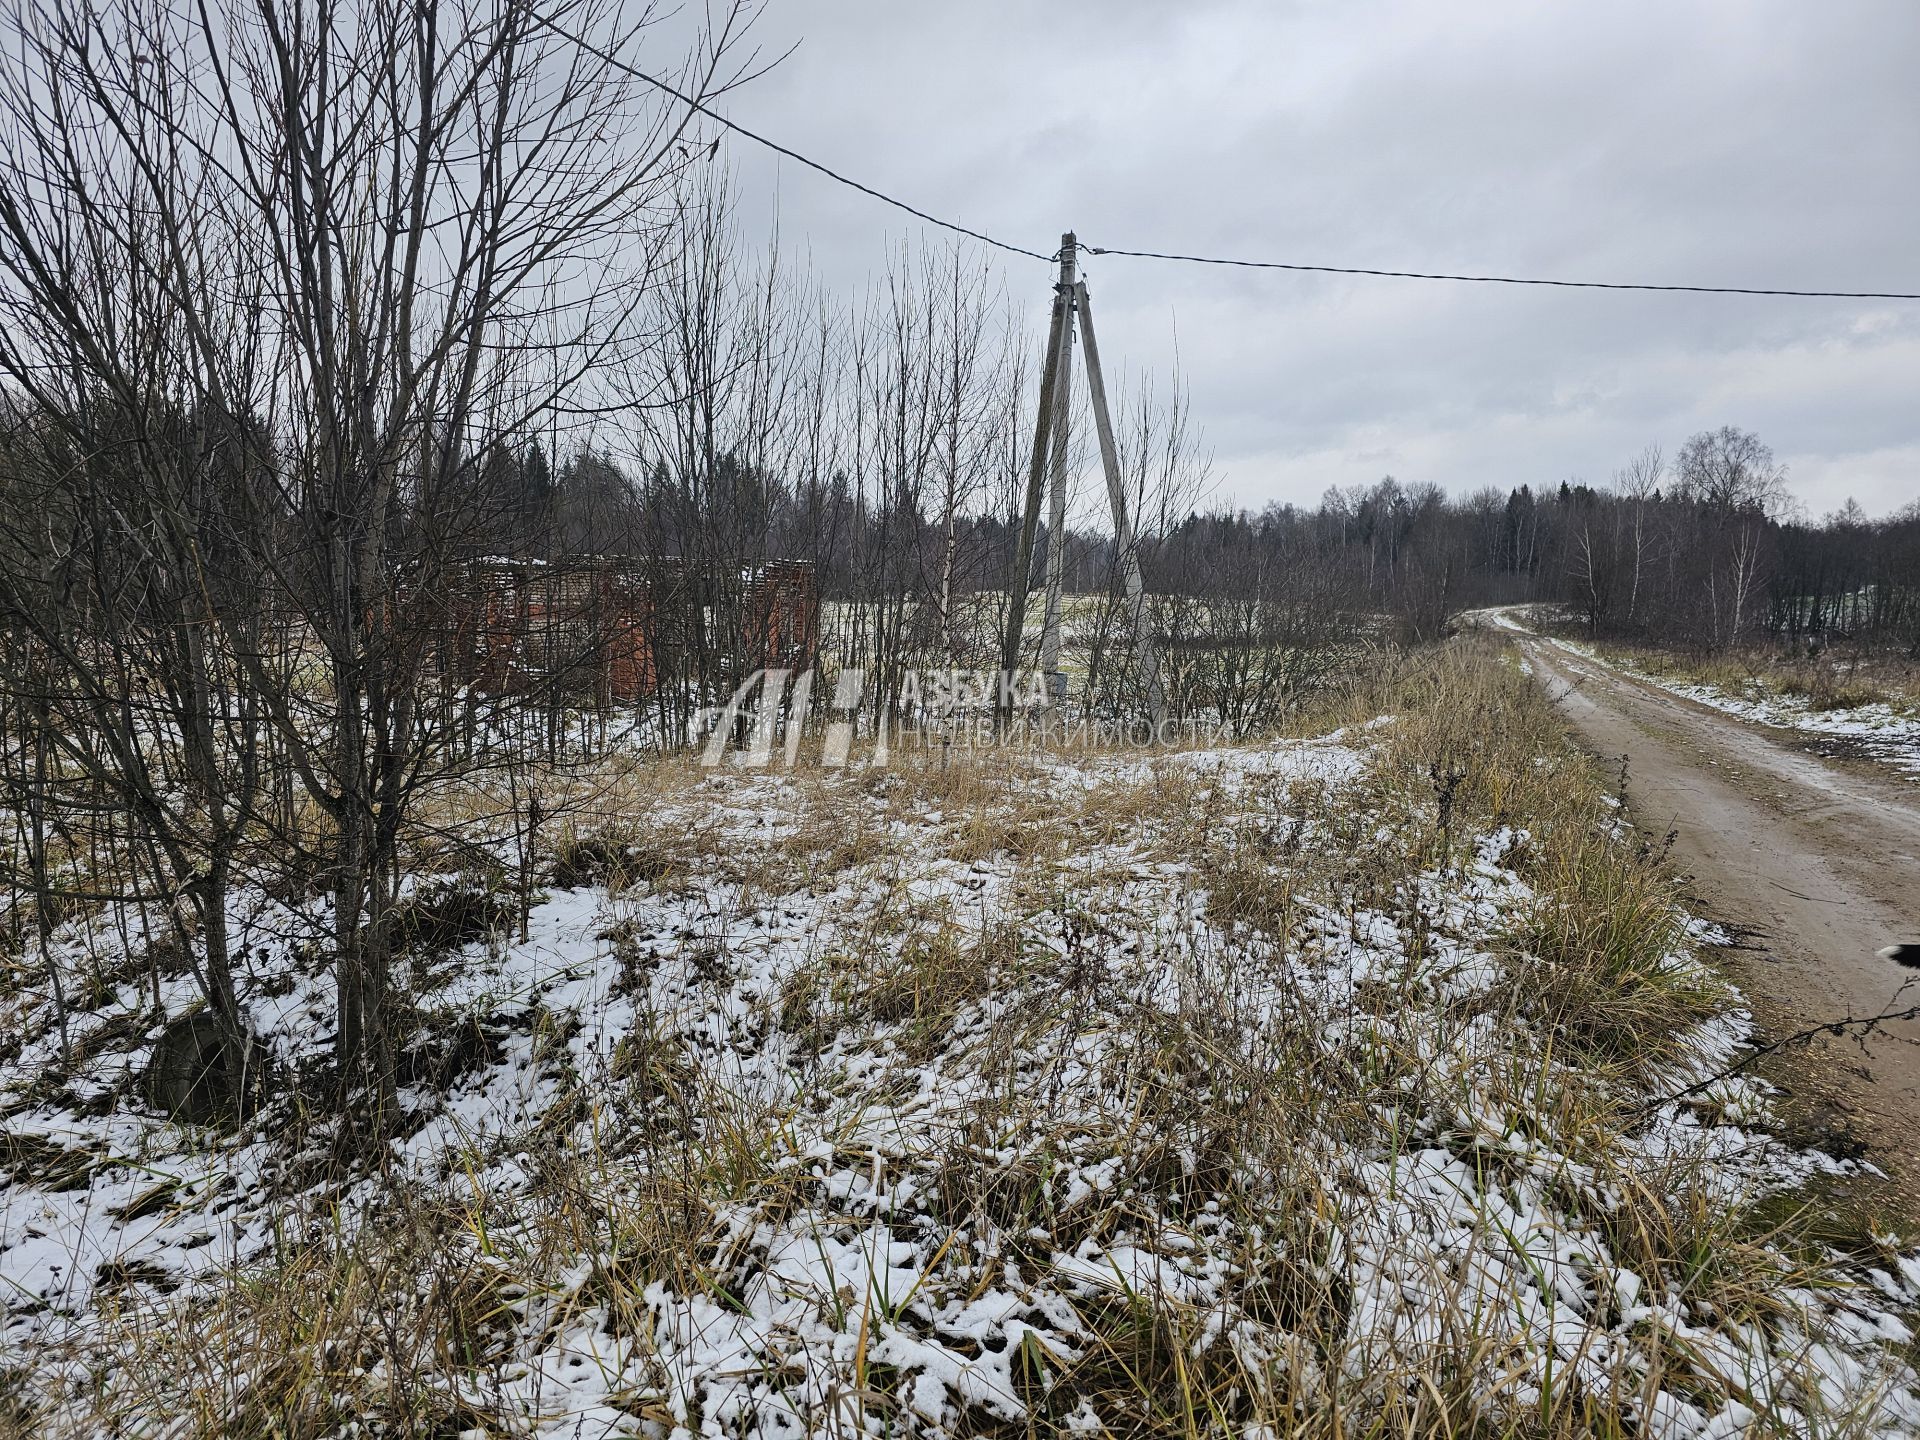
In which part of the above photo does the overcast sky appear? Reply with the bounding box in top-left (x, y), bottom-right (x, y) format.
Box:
top-left (710, 0), bottom-right (1920, 518)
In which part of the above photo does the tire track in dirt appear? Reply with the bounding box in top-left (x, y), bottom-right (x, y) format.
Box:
top-left (1514, 632), bottom-right (1920, 1191)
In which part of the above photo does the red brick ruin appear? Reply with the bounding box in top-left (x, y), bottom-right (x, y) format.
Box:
top-left (441, 557), bottom-right (818, 704)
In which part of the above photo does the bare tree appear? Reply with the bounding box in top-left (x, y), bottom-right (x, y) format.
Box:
top-left (1085, 369), bottom-right (1211, 714)
top-left (927, 247), bottom-right (1011, 660)
top-left (0, 0), bottom-right (758, 1124)
top-left (0, 397), bottom-right (280, 1114)
top-left (1675, 427), bottom-right (1787, 514)
top-left (1616, 443), bottom-right (1663, 626)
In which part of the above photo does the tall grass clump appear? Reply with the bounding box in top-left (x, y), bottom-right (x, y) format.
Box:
top-left (1376, 641), bottom-right (1724, 1072)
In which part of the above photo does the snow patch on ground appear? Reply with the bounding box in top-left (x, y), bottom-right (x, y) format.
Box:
top-left (1621, 673), bottom-right (1920, 778)
top-left (1485, 607), bottom-right (1920, 780)
top-left (4, 727), bottom-right (1917, 1437)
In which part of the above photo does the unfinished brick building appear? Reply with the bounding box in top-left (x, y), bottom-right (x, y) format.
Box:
top-left (441, 556), bottom-right (818, 703)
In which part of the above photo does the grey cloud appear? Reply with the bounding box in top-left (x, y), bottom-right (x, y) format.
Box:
top-left (716, 0), bottom-right (1920, 514)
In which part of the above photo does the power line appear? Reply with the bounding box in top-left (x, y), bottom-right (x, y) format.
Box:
top-left (1082, 246), bottom-right (1920, 300)
top-left (532, 14), bottom-right (1920, 300)
top-left (532, 16), bottom-right (1053, 264)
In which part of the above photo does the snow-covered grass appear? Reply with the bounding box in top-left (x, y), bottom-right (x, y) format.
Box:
top-left (1477, 606), bottom-right (1920, 780)
top-left (4, 644), bottom-right (1918, 1438)
top-left (1594, 649), bottom-right (1920, 779)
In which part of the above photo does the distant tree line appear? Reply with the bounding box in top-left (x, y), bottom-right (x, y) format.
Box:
top-left (489, 413), bottom-right (1917, 708)
top-left (1136, 428), bottom-right (1919, 655)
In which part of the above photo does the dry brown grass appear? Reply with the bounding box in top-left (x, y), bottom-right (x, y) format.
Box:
top-left (1372, 644), bottom-right (1727, 1071)
top-left (21, 639), bottom-right (1915, 1439)
top-left (1588, 640), bottom-right (1919, 717)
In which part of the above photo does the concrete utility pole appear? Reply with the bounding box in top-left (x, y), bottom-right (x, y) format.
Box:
top-left (1076, 279), bottom-right (1166, 729)
top-left (1002, 234), bottom-right (1165, 729)
top-left (1038, 235), bottom-right (1077, 702)
top-left (999, 234), bottom-right (1074, 712)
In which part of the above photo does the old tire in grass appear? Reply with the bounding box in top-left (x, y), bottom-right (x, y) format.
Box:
top-left (145, 1012), bottom-right (260, 1127)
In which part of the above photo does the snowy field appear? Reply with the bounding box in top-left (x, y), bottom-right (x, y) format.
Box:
top-left (4, 703), bottom-right (1918, 1436)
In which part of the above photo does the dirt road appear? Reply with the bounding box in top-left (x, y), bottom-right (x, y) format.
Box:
top-left (1513, 631), bottom-right (1920, 1189)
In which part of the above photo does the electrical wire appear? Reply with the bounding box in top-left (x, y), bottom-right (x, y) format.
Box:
top-left (530, 15), bottom-right (1053, 264)
top-left (1081, 246), bottom-right (1920, 300)
top-left (532, 13), bottom-right (1920, 300)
